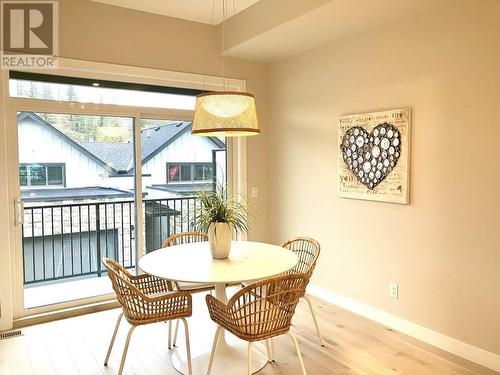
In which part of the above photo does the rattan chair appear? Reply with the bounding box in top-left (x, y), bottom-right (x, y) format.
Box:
top-left (281, 237), bottom-right (324, 346)
top-left (162, 231), bottom-right (209, 248)
top-left (102, 258), bottom-right (193, 375)
top-left (162, 232), bottom-right (212, 295)
top-left (206, 274), bottom-right (309, 375)
top-left (162, 231), bottom-right (215, 348)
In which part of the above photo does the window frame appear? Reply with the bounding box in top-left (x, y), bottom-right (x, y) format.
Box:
top-left (19, 163), bottom-right (66, 188)
top-left (166, 162), bottom-right (214, 184)
top-left (9, 77), bottom-right (199, 111)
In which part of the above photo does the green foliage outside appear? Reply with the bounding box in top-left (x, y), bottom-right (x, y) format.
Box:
top-left (16, 80), bottom-right (180, 144)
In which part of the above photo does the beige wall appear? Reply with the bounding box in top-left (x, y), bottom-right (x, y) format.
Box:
top-left (265, 0), bottom-right (500, 355)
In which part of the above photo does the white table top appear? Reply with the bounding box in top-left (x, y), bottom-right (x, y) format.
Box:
top-left (139, 240), bottom-right (298, 284)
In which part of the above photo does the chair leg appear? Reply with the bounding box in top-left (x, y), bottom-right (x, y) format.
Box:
top-left (303, 295), bottom-right (325, 346)
top-left (173, 319), bottom-right (180, 347)
top-left (247, 341), bottom-right (253, 375)
top-left (207, 325), bottom-right (222, 375)
top-left (265, 339), bottom-right (274, 363)
top-left (287, 332), bottom-right (307, 375)
top-left (180, 318), bottom-right (192, 375)
top-left (118, 325), bottom-right (136, 375)
top-left (168, 320), bottom-right (173, 350)
top-left (104, 312), bottom-right (123, 366)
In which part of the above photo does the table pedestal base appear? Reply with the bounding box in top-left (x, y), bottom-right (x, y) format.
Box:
top-left (171, 333), bottom-right (269, 374)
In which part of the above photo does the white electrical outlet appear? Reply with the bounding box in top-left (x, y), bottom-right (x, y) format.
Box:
top-left (251, 187), bottom-right (258, 198)
top-left (389, 282), bottom-right (399, 299)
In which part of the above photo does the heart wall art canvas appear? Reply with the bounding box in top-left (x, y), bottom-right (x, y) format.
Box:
top-left (338, 108), bottom-right (411, 204)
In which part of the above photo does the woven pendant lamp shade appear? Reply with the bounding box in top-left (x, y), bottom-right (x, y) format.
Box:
top-left (192, 91), bottom-right (260, 137)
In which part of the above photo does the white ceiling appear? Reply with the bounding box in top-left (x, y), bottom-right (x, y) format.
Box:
top-left (224, 0), bottom-right (457, 62)
top-left (91, 0), bottom-right (459, 62)
top-left (92, 0), bottom-right (261, 25)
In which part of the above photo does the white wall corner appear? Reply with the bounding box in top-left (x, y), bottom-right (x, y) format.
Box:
top-left (307, 284), bottom-right (500, 373)
top-left (0, 71), bottom-right (14, 331)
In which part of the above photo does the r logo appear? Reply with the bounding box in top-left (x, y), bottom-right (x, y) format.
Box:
top-left (2, 1), bottom-right (56, 55)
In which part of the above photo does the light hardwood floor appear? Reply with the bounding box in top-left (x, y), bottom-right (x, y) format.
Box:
top-left (0, 292), bottom-right (496, 375)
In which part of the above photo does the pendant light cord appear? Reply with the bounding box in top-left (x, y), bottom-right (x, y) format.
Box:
top-left (222, 0), bottom-right (227, 91)
top-left (203, 0), bottom-right (218, 92)
top-left (206, 0), bottom-right (241, 93)
top-left (232, 0), bottom-right (242, 65)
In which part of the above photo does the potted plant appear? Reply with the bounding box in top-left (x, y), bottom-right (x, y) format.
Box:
top-left (196, 185), bottom-right (248, 259)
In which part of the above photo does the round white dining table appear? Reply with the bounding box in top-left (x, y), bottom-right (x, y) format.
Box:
top-left (139, 240), bottom-right (298, 375)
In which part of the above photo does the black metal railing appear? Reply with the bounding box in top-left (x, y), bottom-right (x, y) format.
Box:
top-left (22, 197), bottom-right (202, 285)
top-left (143, 196), bottom-right (202, 253)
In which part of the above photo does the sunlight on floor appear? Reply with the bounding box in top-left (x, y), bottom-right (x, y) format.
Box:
top-left (24, 276), bottom-right (113, 309)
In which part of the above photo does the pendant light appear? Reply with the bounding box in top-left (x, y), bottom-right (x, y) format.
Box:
top-left (192, 0), bottom-right (260, 137)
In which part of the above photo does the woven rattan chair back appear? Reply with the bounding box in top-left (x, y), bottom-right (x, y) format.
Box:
top-left (103, 258), bottom-right (150, 324)
top-left (207, 273), bottom-right (308, 341)
top-left (102, 258), bottom-right (189, 325)
top-left (102, 258), bottom-right (193, 375)
top-left (162, 231), bottom-right (208, 248)
top-left (281, 237), bottom-right (325, 347)
top-left (281, 237), bottom-right (320, 278)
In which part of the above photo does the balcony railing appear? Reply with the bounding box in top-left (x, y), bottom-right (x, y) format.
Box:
top-left (22, 197), bottom-right (202, 285)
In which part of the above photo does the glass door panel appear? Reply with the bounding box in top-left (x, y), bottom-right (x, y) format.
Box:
top-left (139, 119), bottom-right (226, 253)
top-left (17, 112), bottom-right (135, 308)
top-left (10, 78), bottom-right (196, 109)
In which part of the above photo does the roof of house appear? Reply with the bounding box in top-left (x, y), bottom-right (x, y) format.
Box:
top-left (79, 142), bottom-right (132, 172)
top-left (19, 112), bottom-right (226, 175)
top-left (148, 183), bottom-right (212, 194)
top-left (17, 112), bottom-right (117, 174)
top-left (21, 186), bottom-right (133, 202)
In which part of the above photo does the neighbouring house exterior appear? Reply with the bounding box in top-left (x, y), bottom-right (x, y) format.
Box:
top-left (18, 112), bottom-right (226, 283)
top-left (18, 112), bottom-right (110, 191)
top-left (18, 112), bottom-right (226, 202)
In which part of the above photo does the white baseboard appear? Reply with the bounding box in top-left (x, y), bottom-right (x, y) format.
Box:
top-left (307, 284), bottom-right (500, 373)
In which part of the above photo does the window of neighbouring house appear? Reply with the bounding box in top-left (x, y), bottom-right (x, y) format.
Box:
top-left (181, 165), bottom-right (191, 181)
top-left (47, 165), bottom-right (64, 185)
top-left (166, 163), bottom-right (214, 183)
top-left (20, 163), bottom-right (65, 187)
top-left (168, 165), bottom-right (180, 181)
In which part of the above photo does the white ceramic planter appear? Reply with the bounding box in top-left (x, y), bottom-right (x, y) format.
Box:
top-left (208, 222), bottom-right (232, 259)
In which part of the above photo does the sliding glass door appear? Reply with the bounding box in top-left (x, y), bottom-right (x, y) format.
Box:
top-left (17, 112), bottom-right (135, 308)
top-left (7, 75), bottom-right (228, 317)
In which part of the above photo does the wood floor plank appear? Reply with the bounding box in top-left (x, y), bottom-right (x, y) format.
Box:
top-left (43, 325), bottom-right (81, 375)
top-left (296, 297), bottom-right (495, 375)
top-left (293, 309), bottom-right (442, 375)
top-left (6, 335), bottom-right (34, 375)
top-left (24, 332), bottom-right (57, 375)
top-left (5, 294), bottom-right (498, 375)
top-left (0, 339), bottom-right (12, 375)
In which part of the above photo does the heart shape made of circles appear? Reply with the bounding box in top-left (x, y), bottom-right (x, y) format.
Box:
top-left (340, 122), bottom-right (401, 190)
